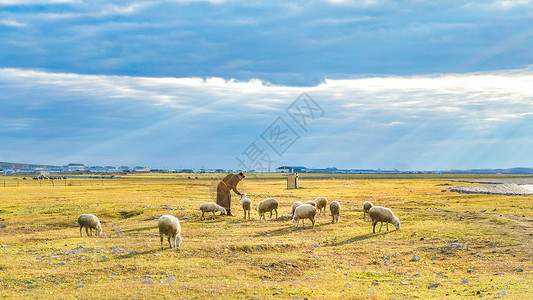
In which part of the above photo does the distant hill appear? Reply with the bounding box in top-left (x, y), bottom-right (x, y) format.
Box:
top-left (0, 162), bottom-right (62, 168)
top-left (442, 167), bottom-right (533, 174)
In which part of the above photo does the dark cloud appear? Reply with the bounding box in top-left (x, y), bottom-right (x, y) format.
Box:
top-left (0, 1), bottom-right (531, 85)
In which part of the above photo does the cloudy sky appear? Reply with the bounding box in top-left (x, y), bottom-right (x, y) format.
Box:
top-left (1, 0), bottom-right (532, 170)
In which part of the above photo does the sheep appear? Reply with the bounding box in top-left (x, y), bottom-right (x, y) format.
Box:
top-left (305, 200), bottom-right (316, 207)
top-left (77, 214), bottom-right (102, 237)
top-left (314, 197), bottom-right (328, 215)
top-left (369, 206), bottom-right (400, 233)
top-left (241, 193), bottom-right (252, 220)
top-left (256, 198), bottom-right (279, 220)
top-left (158, 215), bottom-right (182, 250)
top-left (292, 204), bottom-right (317, 229)
top-left (362, 201), bottom-right (374, 222)
top-left (199, 203), bottom-right (227, 220)
top-left (291, 201), bottom-right (303, 217)
top-left (329, 201), bottom-right (340, 224)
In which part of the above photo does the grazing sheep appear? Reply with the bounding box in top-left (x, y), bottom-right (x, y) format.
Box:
top-left (256, 198), bottom-right (279, 220)
top-left (362, 201), bottom-right (374, 222)
top-left (241, 193), bottom-right (252, 220)
top-left (199, 203), bottom-right (227, 220)
top-left (315, 197), bottom-right (328, 215)
top-left (305, 200), bottom-right (316, 207)
top-left (329, 201), bottom-right (341, 224)
top-left (369, 206), bottom-right (400, 233)
top-left (292, 204), bottom-right (317, 229)
top-left (158, 215), bottom-right (182, 250)
top-left (77, 214), bottom-right (102, 237)
top-left (291, 201), bottom-right (303, 217)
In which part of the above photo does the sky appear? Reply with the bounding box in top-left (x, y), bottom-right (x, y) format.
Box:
top-left (1, 0), bottom-right (532, 170)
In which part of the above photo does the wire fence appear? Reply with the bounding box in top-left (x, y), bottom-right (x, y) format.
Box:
top-left (1, 178), bottom-right (109, 187)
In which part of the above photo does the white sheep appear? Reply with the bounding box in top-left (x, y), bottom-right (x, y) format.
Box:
top-left (329, 201), bottom-right (341, 224)
top-left (369, 206), bottom-right (401, 233)
top-left (362, 201), bottom-right (374, 222)
top-left (158, 215), bottom-right (182, 250)
top-left (305, 200), bottom-right (316, 207)
top-left (256, 198), bottom-right (279, 220)
top-left (291, 201), bottom-right (303, 217)
top-left (315, 197), bottom-right (328, 215)
top-left (241, 193), bottom-right (252, 220)
top-left (77, 214), bottom-right (102, 237)
top-left (199, 203), bottom-right (227, 220)
top-left (292, 204), bottom-right (317, 229)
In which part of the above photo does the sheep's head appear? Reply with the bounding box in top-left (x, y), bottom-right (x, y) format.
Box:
top-left (96, 223), bottom-right (103, 235)
top-left (176, 234), bottom-right (182, 248)
top-left (291, 216), bottom-right (298, 227)
top-left (219, 207), bottom-right (227, 215)
top-left (393, 217), bottom-right (401, 230)
top-left (241, 193), bottom-right (247, 200)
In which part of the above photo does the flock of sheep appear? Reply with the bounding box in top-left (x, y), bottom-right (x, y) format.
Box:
top-left (77, 195), bottom-right (401, 250)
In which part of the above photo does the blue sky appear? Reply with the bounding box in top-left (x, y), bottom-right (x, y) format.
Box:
top-left (1, 0), bottom-right (532, 170)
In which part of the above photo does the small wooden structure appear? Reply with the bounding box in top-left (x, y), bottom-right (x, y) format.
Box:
top-left (287, 173), bottom-right (299, 189)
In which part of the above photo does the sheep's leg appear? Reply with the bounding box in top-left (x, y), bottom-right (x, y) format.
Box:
top-left (243, 210), bottom-right (246, 219)
top-left (212, 211), bottom-right (215, 219)
top-left (168, 237), bottom-right (172, 249)
top-left (386, 222), bottom-right (389, 231)
top-left (332, 215), bottom-right (334, 224)
top-left (311, 218), bottom-right (315, 230)
top-left (372, 220), bottom-right (377, 233)
top-left (201, 212), bottom-right (205, 221)
top-left (79, 226), bottom-right (83, 237)
top-left (379, 222), bottom-right (383, 232)
top-left (86, 227), bottom-right (90, 236)
top-left (269, 210), bottom-right (273, 220)
top-left (160, 235), bottom-right (164, 250)
top-left (275, 209), bottom-right (278, 219)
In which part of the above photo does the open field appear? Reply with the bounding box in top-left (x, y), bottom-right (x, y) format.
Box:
top-left (1, 173), bottom-right (532, 299)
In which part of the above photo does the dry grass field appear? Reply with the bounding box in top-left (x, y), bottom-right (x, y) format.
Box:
top-left (1, 173), bottom-right (532, 299)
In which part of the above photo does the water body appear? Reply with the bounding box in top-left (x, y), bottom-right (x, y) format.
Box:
top-left (520, 185), bottom-right (533, 192)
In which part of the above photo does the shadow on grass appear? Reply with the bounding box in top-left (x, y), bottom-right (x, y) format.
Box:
top-left (254, 226), bottom-right (295, 237)
top-left (116, 247), bottom-right (183, 259)
top-left (326, 232), bottom-right (389, 246)
top-left (198, 217), bottom-right (227, 223)
top-left (253, 221), bottom-right (331, 237)
top-left (121, 226), bottom-right (154, 233)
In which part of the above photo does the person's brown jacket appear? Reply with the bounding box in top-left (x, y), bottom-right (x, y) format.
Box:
top-left (216, 173), bottom-right (242, 209)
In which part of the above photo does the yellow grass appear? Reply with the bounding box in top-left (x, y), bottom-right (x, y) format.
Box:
top-left (0, 173), bottom-right (532, 299)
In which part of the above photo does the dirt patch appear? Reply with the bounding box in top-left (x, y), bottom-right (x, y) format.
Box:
top-left (428, 208), bottom-right (533, 258)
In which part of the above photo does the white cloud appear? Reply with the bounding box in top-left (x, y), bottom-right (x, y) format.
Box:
top-left (327, 0), bottom-right (387, 7)
top-left (0, 19), bottom-right (26, 27)
top-left (1, 67), bottom-right (533, 169)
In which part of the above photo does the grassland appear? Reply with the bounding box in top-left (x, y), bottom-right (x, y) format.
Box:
top-left (0, 173), bottom-right (532, 299)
